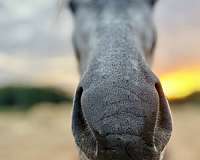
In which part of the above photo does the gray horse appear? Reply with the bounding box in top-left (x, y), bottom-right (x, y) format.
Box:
top-left (68, 0), bottom-right (172, 159)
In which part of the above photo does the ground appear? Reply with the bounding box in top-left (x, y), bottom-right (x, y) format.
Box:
top-left (0, 103), bottom-right (200, 160)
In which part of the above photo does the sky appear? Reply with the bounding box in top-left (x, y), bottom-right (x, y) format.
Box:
top-left (154, 0), bottom-right (200, 74)
top-left (0, 0), bottom-right (73, 55)
top-left (0, 0), bottom-right (199, 97)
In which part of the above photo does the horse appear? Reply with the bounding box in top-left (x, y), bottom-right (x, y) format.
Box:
top-left (68, 0), bottom-right (172, 159)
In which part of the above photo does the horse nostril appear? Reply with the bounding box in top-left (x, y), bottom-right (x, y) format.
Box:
top-left (153, 82), bottom-right (173, 152)
top-left (155, 82), bottom-right (173, 132)
top-left (72, 86), bottom-right (87, 134)
top-left (72, 86), bottom-right (102, 159)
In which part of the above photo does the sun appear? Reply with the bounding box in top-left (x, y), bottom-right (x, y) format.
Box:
top-left (160, 68), bottom-right (200, 99)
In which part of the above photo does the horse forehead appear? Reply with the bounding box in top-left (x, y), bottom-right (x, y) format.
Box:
top-left (93, 0), bottom-right (142, 4)
top-left (88, 0), bottom-right (143, 9)
top-left (94, 0), bottom-right (132, 5)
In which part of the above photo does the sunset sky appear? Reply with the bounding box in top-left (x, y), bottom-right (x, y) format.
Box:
top-left (0, 0), bottom-right (199, 99)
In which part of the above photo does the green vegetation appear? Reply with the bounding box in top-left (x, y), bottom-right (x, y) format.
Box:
top-left (0, 86), bottom-right (72, 110)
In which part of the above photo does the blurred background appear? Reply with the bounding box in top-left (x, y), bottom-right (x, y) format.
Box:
top-left (0, 0), bottom-right (199, 160)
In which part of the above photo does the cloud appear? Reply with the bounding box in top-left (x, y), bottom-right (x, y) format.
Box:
top-left (0, 0), bottom-right (73, 55)
top-left (0, 54), bottom-right (79, 91)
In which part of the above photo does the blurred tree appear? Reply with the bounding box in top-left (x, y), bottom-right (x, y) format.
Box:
top-left (0, 86), bottom-right (72, 109)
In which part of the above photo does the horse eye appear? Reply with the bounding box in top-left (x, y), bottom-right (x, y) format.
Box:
top-left (148, 0), bottom-right (158, 6)
top-left (68, 1), bottom-right (78, 13)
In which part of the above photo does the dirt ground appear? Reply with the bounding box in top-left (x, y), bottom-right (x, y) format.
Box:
top-left (0, 103), bottom-right (200, 160)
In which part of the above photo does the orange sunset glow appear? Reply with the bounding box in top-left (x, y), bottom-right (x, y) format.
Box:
top-left (160, 68), bottom-right (200, 99)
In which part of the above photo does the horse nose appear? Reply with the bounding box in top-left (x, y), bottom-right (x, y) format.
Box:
top-left (91, 79), bottom-right (172, 159)
top-left (72, 69), bottom-right (172, 159)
